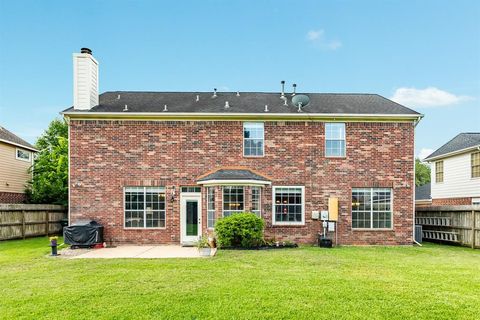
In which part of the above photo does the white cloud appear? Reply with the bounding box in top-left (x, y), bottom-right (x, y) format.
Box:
top-left (417, 148), bottom-right (434, 161)
top-left (390, 87), bottom-right (472, 108)
top-left (306, 29), bottom-right (342, 51)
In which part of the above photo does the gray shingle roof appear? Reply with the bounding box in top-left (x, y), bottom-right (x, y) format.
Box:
top-left (0, 126), bottom-right (37, 151)
top-left (415, 183), bottom-right (431, 201)
top-left (197, 169), bottom-right (270, 182)
top-left (425, 133), bottom-right (480, 160)
top-left (63, 91), bottom-right (420, 115)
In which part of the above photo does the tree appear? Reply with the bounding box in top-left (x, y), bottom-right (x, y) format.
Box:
top-left (25, 118), bottom-right (68, 205)
top-left (415, 158), bottom-right (431, 186)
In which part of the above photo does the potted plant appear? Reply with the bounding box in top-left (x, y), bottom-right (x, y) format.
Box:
top-left (196, 235), bottom-right (211, 257)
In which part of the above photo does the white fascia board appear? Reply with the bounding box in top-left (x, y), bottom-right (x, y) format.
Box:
top-left (424, 145), bottom-right (480, 162)
top-left (0, 139), bottom-right (38, 152)
top-left (62, 111), bottom-right (423, 119)
top-left (197, 179), bottom-right (271, 186)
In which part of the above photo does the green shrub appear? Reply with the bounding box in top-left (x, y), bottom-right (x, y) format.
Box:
top-left (214, 212), bottom-right (264, 248)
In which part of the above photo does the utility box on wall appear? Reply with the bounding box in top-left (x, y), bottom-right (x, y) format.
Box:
top-left (328, 197), bottom-right (338, 221)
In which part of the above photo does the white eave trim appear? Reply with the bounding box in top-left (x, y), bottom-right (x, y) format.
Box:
top-left (197, 179), bottom-right (271, 186)
top-left (424, 145), bottom-right (480, 162)
top-left (62, 110), bottom-right (423, 119)
top-left (0, 139), bottom-right (38, 152)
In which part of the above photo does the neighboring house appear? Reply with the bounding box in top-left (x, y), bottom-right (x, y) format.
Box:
top-left (63, 48), bottom-right (422, 245)
top-left (424, 133), bottom-right (480, 206)
top-left (415, 183), bottom-right (431, 207)
top-left (0, 126), bottom-right (37, 203)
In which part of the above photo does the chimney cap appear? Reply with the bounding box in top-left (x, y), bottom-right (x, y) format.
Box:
top-left (81, 48), bottom-right (92, 55)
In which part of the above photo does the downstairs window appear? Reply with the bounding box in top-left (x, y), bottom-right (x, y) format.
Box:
top-left (124, 187), bottom-right (166, 228)
top-left (352, 188), bottom-right (392, 229)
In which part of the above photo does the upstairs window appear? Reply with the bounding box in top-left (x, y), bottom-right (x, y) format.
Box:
top-left (435, 161), bottom-right (444, 183)
top-left (124, 187), bottom-right (166, 228)
top-left (325, 123), bottom-right (346, 157)
top-left (472, 152), bottom-right (480, 178)
top-left (16, 148), bottom-right (31, 162)
top-left (243, 122), bottom-right (264, 156)
top-left (251, 187), bottom-right (261, 217)
top-left (223, 186), bottom-right (244, 217)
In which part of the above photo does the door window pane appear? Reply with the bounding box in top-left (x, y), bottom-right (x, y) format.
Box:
top-left (186, 201), bottom-right (198, 236)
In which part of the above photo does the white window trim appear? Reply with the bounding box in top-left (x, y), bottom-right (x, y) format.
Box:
top-left (351, 188), bottom-right (393, 230)
top-left (222, 186), bottom-right (245, 217)
top-left (16, 148), bottom-right (32, 162)
top-left (325, 123), bottom-right (346, 158)
top-left (272, 186), bottom-right (305, 226)
top-left (123, 186), bottom-right (167, 230)
top-left (243, 122), bottom-right (265, 157)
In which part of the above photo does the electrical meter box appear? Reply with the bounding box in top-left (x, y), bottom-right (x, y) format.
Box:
top-left (320, 210), bottom-right (329, 220)
top-left (312, 211), bottom-right (320, 220)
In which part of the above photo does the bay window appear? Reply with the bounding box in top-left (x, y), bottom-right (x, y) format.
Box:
top-left (223, 186), bottom-right (244, 216)
top-left (207, 187), bottom-right (216, 228)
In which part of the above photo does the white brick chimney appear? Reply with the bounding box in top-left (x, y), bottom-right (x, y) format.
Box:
top-left (73, 48), bottom-right (99, 110)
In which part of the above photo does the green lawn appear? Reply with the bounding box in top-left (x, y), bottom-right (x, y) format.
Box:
top-left (0, 238), bottom-right (479, 319)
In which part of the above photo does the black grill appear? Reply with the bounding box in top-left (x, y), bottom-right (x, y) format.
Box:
top-left (64, 220), bottom-right (104, 247)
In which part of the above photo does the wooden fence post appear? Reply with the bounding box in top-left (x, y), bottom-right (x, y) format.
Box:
top-left (46, 211), bottom-right (50, 237)
top-left (473, 210), bottom-right (476, 249)
top-left (22, 210), bottom-right (26, 239)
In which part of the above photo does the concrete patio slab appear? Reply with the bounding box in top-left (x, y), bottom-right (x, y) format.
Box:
top-left (71, 245), bottom-right (215, 259)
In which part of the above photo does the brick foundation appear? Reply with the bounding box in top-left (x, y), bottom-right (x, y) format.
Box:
top-left (431, 197), bottom-right (472, 206)
top-left (0, 192), bottom-right (26, 204)
top-left (69, 120), bottom-right (415, 246)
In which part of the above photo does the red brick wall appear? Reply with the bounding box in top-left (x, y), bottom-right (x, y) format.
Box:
top-left (0, 192), bottom-right (26, 204)
top-left (431, 197), bottom-right (472, 206)
top-left (69, 120), bottom-right (415, 245)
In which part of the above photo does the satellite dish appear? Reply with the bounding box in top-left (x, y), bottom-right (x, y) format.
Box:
top-left (292, 94), bottom-right (310, 111)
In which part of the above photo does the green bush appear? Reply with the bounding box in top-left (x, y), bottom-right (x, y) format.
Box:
top-left (214, 212), bottom-right (264, 248)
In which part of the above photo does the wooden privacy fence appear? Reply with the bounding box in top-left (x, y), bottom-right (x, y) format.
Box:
top-left (415, 205), bottom-right (480, 249)
top-left (0, 204), bottom-right (67, 241)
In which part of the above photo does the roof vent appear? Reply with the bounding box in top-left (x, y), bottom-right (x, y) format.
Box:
top-left (292, 83), bottom-right (297, 96)
top-left (264, 105), bottom-right (269, 112)
top-left (80, 48), bottom-right (92, 55)
top-left (236, 91), bottom-right (240, 96)
top-left (163, 104), bottom-right (168, 112)
top-left (284, 98), bottom-right (288, 106)
top-left (212, 88), bottom-right (217, 98)
top-left (280, 80), bottom-right (285, 98)
top-left (117, 94), bottom-right (121, 100)
top-left (123, 104), bottom-right (128, 112)
top-left (196, 95), bottom-right (199, 102)
top-left (225, 101), bottom-right (230, 109)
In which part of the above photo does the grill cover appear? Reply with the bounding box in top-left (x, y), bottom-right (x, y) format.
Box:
top-left (64, 220), bottom-right (104, 246)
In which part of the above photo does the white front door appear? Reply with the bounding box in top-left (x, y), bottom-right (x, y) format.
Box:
top-left (180, 193), bottom-right (202, 245)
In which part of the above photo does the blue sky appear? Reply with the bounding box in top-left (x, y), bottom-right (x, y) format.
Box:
top-left (0, 0), bottom-right (479, 158)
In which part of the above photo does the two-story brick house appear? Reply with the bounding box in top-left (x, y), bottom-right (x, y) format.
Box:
top-left (63, 48), bottom-right (422, 245)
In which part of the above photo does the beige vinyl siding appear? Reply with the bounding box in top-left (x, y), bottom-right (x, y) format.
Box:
top-left (431, 152), bottom-right (480, 199)
top-left (0, 142), bottom-right (33, 193)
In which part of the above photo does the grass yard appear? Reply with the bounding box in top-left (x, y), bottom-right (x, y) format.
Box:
top-left (0, 238), bottom-right (479, 319)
